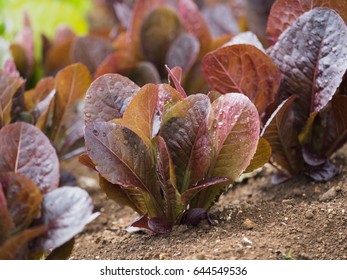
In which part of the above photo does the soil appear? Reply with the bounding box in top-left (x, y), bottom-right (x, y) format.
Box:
top-left (66, 147), bottom-right (347, 260)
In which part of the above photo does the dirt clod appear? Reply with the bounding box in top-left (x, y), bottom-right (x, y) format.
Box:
top-left (242, 218), bottom-right (255, 230)
top-left (319, 187), bottom-right (337, 202)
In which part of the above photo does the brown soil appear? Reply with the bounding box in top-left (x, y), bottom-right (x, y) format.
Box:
top-left (66, 147), bottom-right (347, 260)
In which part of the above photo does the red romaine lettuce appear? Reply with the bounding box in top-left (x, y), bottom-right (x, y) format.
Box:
top-left (0, 122), bottom-right (98, 259)
top-left (263, 7), bottom-right (347, 181)
top-left (83, 73), bottom-right (264, 233)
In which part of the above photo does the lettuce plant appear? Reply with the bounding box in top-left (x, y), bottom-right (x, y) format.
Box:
top-left (203, 3), bottom-right (347, 183)
top-left (0, 62), bottom-right (92, 160)
top-left (0, 122), bottom-right (98, 259)
top-left (94, 0), bottom-right (241, 94)
top-left (81, 73), bottom-right (265, 233)
top-left (264, 6), bottom-right (347, 182)
top-left (24, 63), bottom-right (92, 159)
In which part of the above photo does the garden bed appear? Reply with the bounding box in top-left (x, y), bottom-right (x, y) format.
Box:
top-left (67, 147), bottom-right (347, 260)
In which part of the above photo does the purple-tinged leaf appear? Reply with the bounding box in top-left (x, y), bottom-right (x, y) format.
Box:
top-left (33, 89), bottom-right (56, 130)
top-left (202, 44), bottom-right (281, 115)
top-left (178, 0), bottom-right (212, 56)
top-left (165, 65), bottom-right (187, 98)
top-left (148, 216), bottom-right (172, 234)
top-left (1, 173), bottom-right (42, 232)
top-left (140, 7), bottom-right (183, 72)
top-left (180, 208), bottom-right (215, 226)
top-left (302, 144), bottom-right (326, 166)
top-left (84, 74), bottom-right (140, 125)
top-left (271, 171), bottom-right (292, 185)
top-left (153, 137), bottom-right (182, 225)
top-left (166, 33), bottom-right (200, 75)
top-left (0, 225), bottom-right (47, 260)
top-left (116, 83), bottom-right (182, 147)
top-left (58, 116), bottom-right (85, 159)
top-left (129, 0), bottom-right (165, 55)
top-left (0, 68), bottom-right (24, 127)
top-left (37, 187), bottom-right (98, 250)
top-left (116, 84), bottom-right (160, 146)
top-left (128, 214), bottom-right (174, 234)
top-left (269, 8), bottom-right (347, 126)
top-left (223, 31), bottom-right (265, 52)
top-left (99, 175), bottom-right (145, 215)
top-left (305, 160), bottom-right (338, 181)
top-left (320, 95), bottom-right (347, 157)
top-left (262, 96), bottom-right (303, 176)
top-left (207, 93), bottom-right (260, 180)
top-left (85, 122), bottom-right (156, 192)
top-left (202, 4), bottom-right (239, 38)
top-left (52, 63), bottom-right (92, 143)
top-left (266, 0), bottom-right (347, 45)
top-left (0, 184), bottom-right (14, 245)
top-left (160, 94), bottom-right (212, 191)
top-left (0, 122), bottom-right (60, 193)
top-left (71, 36), bottom-right (113, 74)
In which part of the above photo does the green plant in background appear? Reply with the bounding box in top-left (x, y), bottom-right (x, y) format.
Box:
top-left (0, 0), bottom-right (90, 52)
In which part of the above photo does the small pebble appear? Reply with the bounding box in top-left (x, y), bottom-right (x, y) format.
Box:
top-left (305, 210), bottom-right (314, 219)
top-left (319, 187), bottom-right (337, 202)
top-left (242, 218), bottom-right (255, 230)
top-left (241, 237), bottom-right (253, 246)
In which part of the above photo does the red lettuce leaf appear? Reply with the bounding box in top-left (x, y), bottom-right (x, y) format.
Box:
top-left (262, 96), bottom-right (303, 176)
top-left (202, 44), bottom-right (281, 115)
top-left (305, 160), bottom-right (338, 181)
top-left (269, 8), bottom-right (347, 127)
top-left (37, 187), bottom-right (98, 251)
top-left (71, 36), bottom-right (113, 75)
top-left (160, 94), bottom-right (212, 191)
top-left (84, 74), bottom-right (140, 125)
top-left (178, 0), bottom-right (212, 56)
top-left (202, 4), bottom-right (239, 38)
top-left (0, 68), bottom-right (24, 128)
top-left (52, 63), bottom-right (92, 144)
top-left (129, 0), bottom-right (165, 56)
top-left (165, 66), bottom-right (187, 98)
top-left (267, 0), bottom-right (347, 45)
top-left (1, 173), bottom-right (42, 233)
top-left (207, 93), bottom-right (260, 179)
top-left (166, 33), bottom-right (200, 75)
top-left (85, 122), bottom-right (157, 193)
top-left (140, 7), bottom-right (183, 73)
top-left (0, 122), bottom-right (60, 193)
top-left (116, 83), bottom-right (183, 146)
top-left (153, 136), bottom-right (182, 225)
top-left (180, 208), bottom-right (215, 226)
top-left (319, 95), bottom-right (347, 157)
